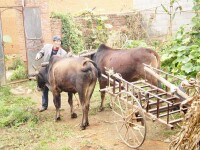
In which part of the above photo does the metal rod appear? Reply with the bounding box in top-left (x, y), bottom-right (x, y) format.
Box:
top-left (157, 99), bottom-right (159, 118)
top-left (139, 92), bottom-right (143, 107)
top-left (146, 93), bottom-right (149, 112)
top-left (169, 118), bottom-right (183, 124)
top-left (119, 79), bottom-right (121, 97)
top-left (165, 74), bottom-right (168, 92)
top-left (113, 77), bottom-right (116, 94)
top-left (167, 103), bottom-right (169, 123)
top-left (159, 109), bottom-right (186, 117)
top-left (107, 73), bottom-right (110, 87)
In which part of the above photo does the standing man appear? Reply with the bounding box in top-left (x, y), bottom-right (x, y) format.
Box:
top-left (35, 35), bottom-right (67, 112)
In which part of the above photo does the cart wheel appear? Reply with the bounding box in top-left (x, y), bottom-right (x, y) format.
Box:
top-left (112, 91), bottom-right (147, 148)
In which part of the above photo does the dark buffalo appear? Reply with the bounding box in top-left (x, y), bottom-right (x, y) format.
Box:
top-left (36, 55), bottom-right (100, 129)
top-left (92, 44), bottom-right (160, 111)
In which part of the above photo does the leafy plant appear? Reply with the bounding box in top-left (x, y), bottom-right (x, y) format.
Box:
top-left (123, 40), bottom-right (149, 48)
top-left (161, 0), bottom-right (200, 78)
top-left (12, 57), bottom-right (24, 69)
top-left (78, 10), bottom-right (111, 49)
top-left (10, 65), bottom-right (27, 81)
top-left (51, 12), bottom-right (84, 54)
top-left (61, 147), bottom-right (73, 150)
top-left (0, 86), bottom-right (37, 127)
top-left (161, 0), bottom-right (182, 36)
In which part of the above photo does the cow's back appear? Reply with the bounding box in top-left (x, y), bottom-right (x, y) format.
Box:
top-left (49, 57), bottom-right (97, 92)
top-left (94, 45), bottom-right (160, 82)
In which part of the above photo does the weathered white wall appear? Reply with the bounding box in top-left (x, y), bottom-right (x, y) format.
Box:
top-left (133, 0), bottom-right (194, 38)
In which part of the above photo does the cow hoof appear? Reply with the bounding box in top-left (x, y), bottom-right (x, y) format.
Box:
top-left (98, 107), bottom-right (104, 112)
top-left (80, 125), bottom-right (86, 130)
top-left (55, 117), bottom-right (61, 121)
top-left (71, 113), bottom-right (77, 118)
top-left (86, 122), bottom-right (89, 126)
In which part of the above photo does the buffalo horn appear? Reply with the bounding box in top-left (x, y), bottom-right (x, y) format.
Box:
top-left (41, 62), bottom-right (49, 67)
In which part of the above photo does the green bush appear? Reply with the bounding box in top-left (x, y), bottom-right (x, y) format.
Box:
top-left (10, 65), bottom-right (27, 81)
top-left (161, 27), bottom-right (200, 77)
top-left (78, 10), bottom-right (111, 49)
top-left (0, 86), bottom-right (37, 127)
top-left (161, 0), bottom-right (200, 78)
top-left (123, 40), bottom-right (149, 48)
top-left (11, 57), bottom-right (24, 70)
top-left (51, 12), bottom-right (84, 54)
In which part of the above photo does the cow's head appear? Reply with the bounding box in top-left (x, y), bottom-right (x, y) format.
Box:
top-left (36, 68), bottom-right (46, 91)
top-left (31, 64), bottom-right (48, 91)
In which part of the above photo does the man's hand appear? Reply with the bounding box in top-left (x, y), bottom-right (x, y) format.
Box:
top-left (35, 52), bottom-right (43, 60)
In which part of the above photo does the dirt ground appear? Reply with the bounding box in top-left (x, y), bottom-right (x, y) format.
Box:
top-left (0, 83), bottom-right (175, 150)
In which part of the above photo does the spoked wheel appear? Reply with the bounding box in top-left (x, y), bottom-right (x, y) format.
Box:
top-left (112, 91), bottom-right (147, 148)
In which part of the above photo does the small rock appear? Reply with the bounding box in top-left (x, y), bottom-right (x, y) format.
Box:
top-left (164, 138), bottom-right (171, 143)
top-left (26, 89), bottom-right (32, 94)
top-left (10, 89), bottom-right (25, 95)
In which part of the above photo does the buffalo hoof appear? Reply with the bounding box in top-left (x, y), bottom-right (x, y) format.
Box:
top-left (55, 116), bottom-right (61, 121)
top-left (80, 122), bottom-right (89, 130)
top-left (71, 113), bottom-right (77, 118)
top-left (86, 122), bottom-right (89, 126)
top-left (98, 107), bottom-right (104, 112)
top-left (80, 125), bottom-right (86, 130)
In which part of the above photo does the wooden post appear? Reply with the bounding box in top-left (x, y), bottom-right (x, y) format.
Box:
top-left (144, 66), bottom-right (189, 99)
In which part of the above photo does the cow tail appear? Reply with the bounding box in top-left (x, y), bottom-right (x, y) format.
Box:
top-left (81, 59), bottom-right (101, 78)
top-left (152, 50), bottom-right (161, 88)
top-left (151, 50), bottom-right (160, 69)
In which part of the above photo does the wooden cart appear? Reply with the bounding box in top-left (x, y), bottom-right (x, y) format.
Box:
top-left (99, 64), bottom-right (189, 148)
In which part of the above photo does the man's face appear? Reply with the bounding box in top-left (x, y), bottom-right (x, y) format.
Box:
top-left (53, 40), bottom-right (61, 48)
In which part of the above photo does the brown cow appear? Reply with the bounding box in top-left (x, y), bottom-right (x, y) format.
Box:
top-left (36, 55), bottom-right (100, 129)
top-left (92, 44), bottom-right (160, 111)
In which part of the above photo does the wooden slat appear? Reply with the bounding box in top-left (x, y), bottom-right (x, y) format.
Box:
top-left (141, 92), bottom-right (168, 100)
top-left (169, 118), bottom-right (184, 124)
top-left (159, 109), bottom-right (183, 117)
top-left (148, 102), bottom-right (181, 113)
top-left (148, 97), bottom-right (178, 106)
top-left (139, 85), bottom-right (150, 88)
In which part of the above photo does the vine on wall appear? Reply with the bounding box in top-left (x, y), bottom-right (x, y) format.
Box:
top-left (51, 12), bottom-right (84, 54)
top-left (77, 10), bottom-right (111, 50)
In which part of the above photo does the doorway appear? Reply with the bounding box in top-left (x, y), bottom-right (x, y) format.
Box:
top-left (0, 6), bottom-right (43, 85)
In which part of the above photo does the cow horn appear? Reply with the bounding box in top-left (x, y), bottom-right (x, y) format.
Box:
top-left (41, 62), bottom-right (49, 67)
